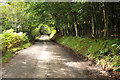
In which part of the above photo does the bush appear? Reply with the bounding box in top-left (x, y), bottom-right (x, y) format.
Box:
top-left (0, 29), bottom-right (29, 55)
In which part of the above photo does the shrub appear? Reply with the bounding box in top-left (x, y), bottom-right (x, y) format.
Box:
top-left (0, 29), bottom-right (29, 56)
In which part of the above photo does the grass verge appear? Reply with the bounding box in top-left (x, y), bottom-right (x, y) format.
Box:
top-left (52, 34), bottom-right (120, 78)
top-left (1, 42), bottom-right (31, 63)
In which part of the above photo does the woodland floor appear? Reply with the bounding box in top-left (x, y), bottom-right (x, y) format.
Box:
top-left (2, 35), bottom-right (110, 79)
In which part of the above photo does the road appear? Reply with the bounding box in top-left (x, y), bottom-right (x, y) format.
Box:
top-left (2, 35), bottom-right (108, 79)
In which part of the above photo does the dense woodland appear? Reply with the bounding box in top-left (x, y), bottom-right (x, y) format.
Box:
top-left (0, 2), bottom-right (120, 78)
top-left (1, 2), bottom-right (120, 39)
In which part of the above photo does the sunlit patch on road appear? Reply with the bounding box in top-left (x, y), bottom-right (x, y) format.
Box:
top-left (39, 35), bottom-right (50, 41)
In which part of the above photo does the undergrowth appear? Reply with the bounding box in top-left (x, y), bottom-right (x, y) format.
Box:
top-left (1, 42), bottom-right (31, 63)
top-left (52, 34), bottom-right (120, 72)
top-left (0, 29), bottom-right (29, 56)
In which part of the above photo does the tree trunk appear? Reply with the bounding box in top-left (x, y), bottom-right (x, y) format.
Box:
top-left (81, 23), bottom-right (83, 37)
top-left (98, 24), bottom-right (101, 38)
top-left (91, 15), bottom-right (95, 38)
top-left (62, 27), bottom-right (64, 36)
top-left (114, 25), bottom-right (117, 38)
top-left (94, 14), bottom-right (98, 38)
top-left (102, 3), bottom-right (108, 39)
top-left (73, 13), bottom-right (78, 37)
top-left (67, 22), bottom-right (70, 36)
top-left (91, 3), bottom-right (95, 39)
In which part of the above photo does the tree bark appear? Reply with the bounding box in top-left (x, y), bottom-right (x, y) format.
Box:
top-left (91, 3), bottom-right (95, 39)
top-left (81, 22), bottom-right (83, 37)
top-left (102, 3), bottom-right (108, 39)
top-left (67, 22), bottom-right (70, 36)
top-left (73, 13), bottom-right (78, 37)
top-left (91, 15), bottom-right (95, 38)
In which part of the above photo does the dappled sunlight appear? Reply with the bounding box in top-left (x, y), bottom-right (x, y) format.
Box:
top-left (65, 62), bottom-right (83, 69)
top-left (50, 54), bottom-right (68, 62)
top-left (2, 35), bottom-right (109, 78)
top-left (39, 35), bottom-right (50, 41)
top-left (37, 51), bottom-right (50, 61)
top-left (1, 1), bottom-right (120, 79)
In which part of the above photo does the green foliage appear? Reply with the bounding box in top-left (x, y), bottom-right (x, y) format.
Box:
top-left (0, 29), bottom-right (29, 55)
top-left (1, 51), bottom-right (13, 63)
top-left (31, 27), bottom-right (40, 40)
top-left (53, 35), bottom-right (120, 72)
top-left (10, 42), bottom-right (31, 52)
top-left (49, 30), bottom-right (56, 39)
top-left (40, 25), bottom-right (52, 34)
top-left (1, 42), bottom-right (31, 63)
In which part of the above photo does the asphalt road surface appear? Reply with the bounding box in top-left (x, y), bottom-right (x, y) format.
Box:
top-left (2, 35), bottom-right (109, 80)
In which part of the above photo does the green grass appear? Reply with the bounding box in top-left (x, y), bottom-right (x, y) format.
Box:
top-left (10, 42), bottom-right (31, 52)
top-left (52, 34), bottom-right (120, 72)
top-left (1, 42), bottom-right (31, 63)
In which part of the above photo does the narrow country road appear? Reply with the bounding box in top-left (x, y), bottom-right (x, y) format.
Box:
top-left (2, 35), bottom-right (108, 79)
